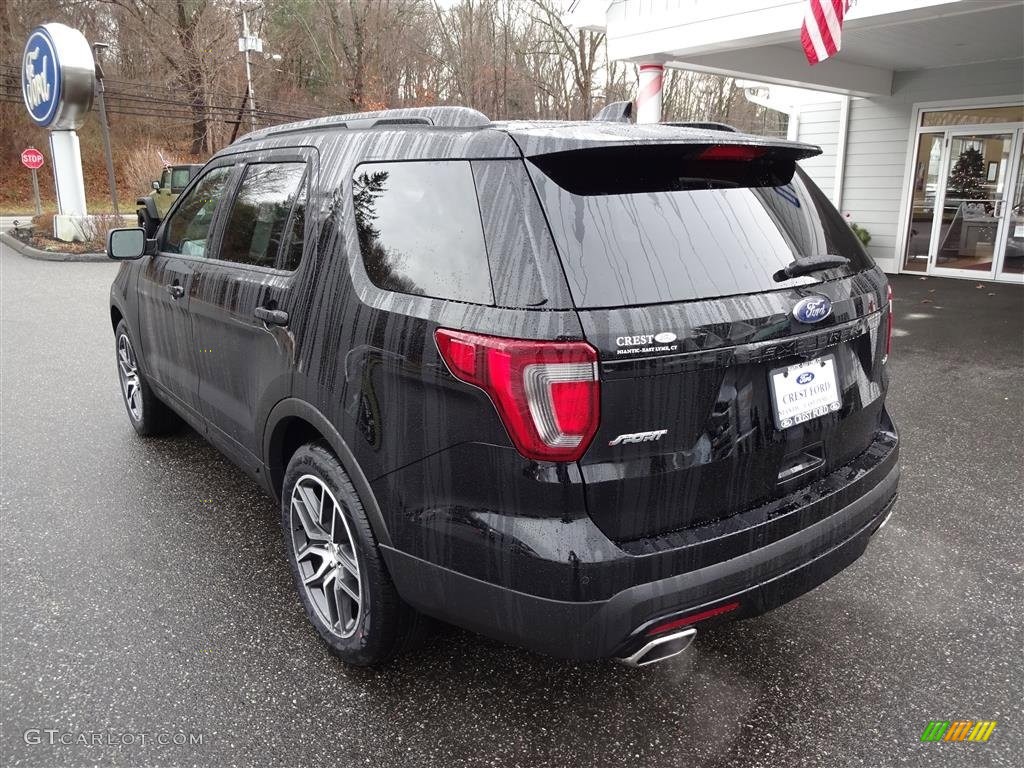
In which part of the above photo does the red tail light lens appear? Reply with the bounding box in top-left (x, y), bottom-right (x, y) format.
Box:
top-left (646, 601), bottom-right (741, 636)
top-left (884, 284), bottom-right (894, 363)
top-left (698, 144), bottom-right (767, 162)
top-left (435, 328), bottom-right (600, 462)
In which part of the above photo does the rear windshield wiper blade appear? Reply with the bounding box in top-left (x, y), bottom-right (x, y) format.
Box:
top-left (774, 254), bottom-right (850, 282)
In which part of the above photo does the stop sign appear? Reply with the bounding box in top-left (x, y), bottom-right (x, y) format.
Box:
top-left (21, 147), bottom-right (44, 170)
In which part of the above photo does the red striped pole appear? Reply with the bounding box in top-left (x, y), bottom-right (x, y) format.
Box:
top-left (636, 63), bottom-right (664, 124)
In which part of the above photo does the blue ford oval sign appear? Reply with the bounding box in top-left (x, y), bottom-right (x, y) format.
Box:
top-left (22, 28), bottom-right (61, 127)
top-left (796, 371), bottom-right (815, 385)
top-left (21, 23), bottom-right (94, 131)
top-left (792, 295), bottom-right (832, 324)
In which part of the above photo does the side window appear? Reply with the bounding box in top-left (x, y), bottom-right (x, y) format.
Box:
top-left (218, 162), bottom-right (306, 269)
top-left (353, 161), bottom-right (493, 304)
top-left (170, 168), bottom-right (192, 190)
top-left (279, 172), bottom-right (307, 272)
top-left (162, 166), bottom-right (232, 257)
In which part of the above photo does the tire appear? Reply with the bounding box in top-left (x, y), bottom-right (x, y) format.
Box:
top-left (281, 442), bottom-right (423, 665)
top-left (114, 320), bottom-right (179, 436)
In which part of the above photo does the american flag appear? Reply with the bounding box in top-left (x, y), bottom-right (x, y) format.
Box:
top-left (801, 0), bottom-right (853, 65)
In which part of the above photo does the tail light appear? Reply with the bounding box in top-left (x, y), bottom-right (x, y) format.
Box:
top-left (884, 284), bottom-right (894, 363)
top-left (434, 328), bottom-right (600, 462)
top-left (698, 144), bottom-right (767, 162)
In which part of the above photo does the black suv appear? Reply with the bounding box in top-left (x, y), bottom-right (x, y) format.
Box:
top-left (107, 107), bottom-right (898, 667)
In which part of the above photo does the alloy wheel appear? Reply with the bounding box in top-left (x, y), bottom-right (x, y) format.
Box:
top-left (290, 474), bottom-right (362, 639)
top-left (117, 333), bottom-right (142, 421)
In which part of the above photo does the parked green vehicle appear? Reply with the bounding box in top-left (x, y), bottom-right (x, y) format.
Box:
top-left (136, 164), bottom-right (203, 237)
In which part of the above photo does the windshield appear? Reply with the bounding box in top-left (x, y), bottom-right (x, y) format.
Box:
top-left (528, 155), bottom-right (872, 308)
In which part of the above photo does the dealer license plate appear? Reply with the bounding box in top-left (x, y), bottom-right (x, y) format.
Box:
top-left (770, 355), bottom-right (842, 430)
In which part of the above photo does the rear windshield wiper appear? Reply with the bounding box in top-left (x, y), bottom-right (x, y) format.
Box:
top-left (774, 254), bottom-right (850, 282)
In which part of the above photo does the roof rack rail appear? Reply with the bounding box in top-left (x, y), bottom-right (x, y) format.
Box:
top-left (664, 121), bottom-right (738, 132)
top-left (238, 106), bottom-right (490, 142)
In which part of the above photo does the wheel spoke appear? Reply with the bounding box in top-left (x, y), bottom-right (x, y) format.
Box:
top-left (333, 577), bottom-right (356, 629)
top-left (292, 491), bottom-right (329, 542)
top-left (296, 541), bottom-right (332, 562)
top-left (301, 553), bottom-right (334, 586)
top-left (335, 571), bottom-right (359, 604)
top-left (336, 546), bottom-right (359, 580)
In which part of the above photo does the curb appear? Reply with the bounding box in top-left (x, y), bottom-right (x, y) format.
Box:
top-left (0, 230), bottom-right (107, 262)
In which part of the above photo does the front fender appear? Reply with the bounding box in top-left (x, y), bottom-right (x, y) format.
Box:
top-left (136, 198), bottom-right (159, 220)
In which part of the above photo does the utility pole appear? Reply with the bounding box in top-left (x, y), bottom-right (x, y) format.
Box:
top-left (238, 9), bottom-right (262, 132)
top-left (92, 42), bottom-right (119, 216)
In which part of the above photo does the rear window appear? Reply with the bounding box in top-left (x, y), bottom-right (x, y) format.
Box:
top-left (527, 147), bottom-right (872, 308)
top-left (353, 161), bottom-right (494, 305)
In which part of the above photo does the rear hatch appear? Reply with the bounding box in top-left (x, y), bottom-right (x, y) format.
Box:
top-left (522, 134), bottom-right (891, 542)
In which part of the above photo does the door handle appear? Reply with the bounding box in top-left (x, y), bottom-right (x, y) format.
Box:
top-left (254, 306), bottom-right (289, 326)
top-left (166, 283), bottom-right (184, 299)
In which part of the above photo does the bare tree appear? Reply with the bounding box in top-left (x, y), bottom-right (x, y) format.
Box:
top-left (100, 0), bottom-right (233, 154)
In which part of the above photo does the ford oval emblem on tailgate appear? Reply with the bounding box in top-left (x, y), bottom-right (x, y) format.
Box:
top-left (793, 295), bottom-right (832, 324)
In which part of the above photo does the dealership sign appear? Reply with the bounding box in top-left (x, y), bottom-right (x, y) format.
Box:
top-left (21, 23), bottom-right (94, 130)
top-left (20, 23), bottom-right (95, 231)
top-left (22, 29), bottom-right (59, 125)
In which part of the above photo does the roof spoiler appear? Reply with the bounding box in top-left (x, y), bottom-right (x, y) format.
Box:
top-left (665, 121), bottom-right (737, 132)
top-left (529, 142), bottom-right (819, 195)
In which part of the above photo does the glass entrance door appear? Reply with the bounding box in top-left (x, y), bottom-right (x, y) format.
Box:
top-left (931, 130), bottom-right (1017, 277)
top-left (901, 133), bottom-right (943, 274)
top-left (997, 137), bottom-right (1024, 281)
top-left (902, 112), bottom-right (1024, 282)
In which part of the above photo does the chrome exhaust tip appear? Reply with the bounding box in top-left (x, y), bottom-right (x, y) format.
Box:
top-left (873, 498), bottom-right (898, 535)
top-left (618, 627), bottom-right (697, 668)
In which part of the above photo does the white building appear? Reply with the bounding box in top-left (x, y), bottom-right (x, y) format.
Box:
top-left (573, 0), bottom-right (1024, 283)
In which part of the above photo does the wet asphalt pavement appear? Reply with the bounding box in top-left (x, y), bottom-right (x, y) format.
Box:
top-left (1, 244), bottom-right (1022, 768)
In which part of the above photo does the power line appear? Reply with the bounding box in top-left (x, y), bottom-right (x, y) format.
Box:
top-left (0, 65), bottom-right (331, 124)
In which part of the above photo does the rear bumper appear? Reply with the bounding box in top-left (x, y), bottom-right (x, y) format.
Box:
top-left (382, 458), bottom-right (899, 660)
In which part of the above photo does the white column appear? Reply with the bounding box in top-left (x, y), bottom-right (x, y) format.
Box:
top-left (49, 130), bottom-right (91, 241)
top-left (636, 63), bottom-right (664, 124)
top-left (48, 130), bottom-right (88, 215)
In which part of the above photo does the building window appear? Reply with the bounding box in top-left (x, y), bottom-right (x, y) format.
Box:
top-left (921, 105), bottom-right (1024, 127)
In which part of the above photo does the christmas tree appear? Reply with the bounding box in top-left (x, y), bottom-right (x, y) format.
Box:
top-left (948, 147), bottom-right (985, 201)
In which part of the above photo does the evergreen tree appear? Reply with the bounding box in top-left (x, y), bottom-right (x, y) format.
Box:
top-left (948, 147), bottom-right (986, 200)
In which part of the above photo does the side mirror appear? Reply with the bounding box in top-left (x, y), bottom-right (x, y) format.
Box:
top-left (152, 180), bottom-right (160, 190)
top-left (107, 228), bottom-right (150, 260)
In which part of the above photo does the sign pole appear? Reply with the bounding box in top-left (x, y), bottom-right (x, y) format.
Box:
top-left (92, 42), bottom-right (119, 217)
top-left (31, 168), bottom-right (41, 215)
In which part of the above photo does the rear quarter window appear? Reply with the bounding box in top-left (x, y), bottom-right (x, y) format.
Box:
top-left (528, 153), bottom-right (873, 308)
top-left (353, 160), bottom-right (494, 305)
